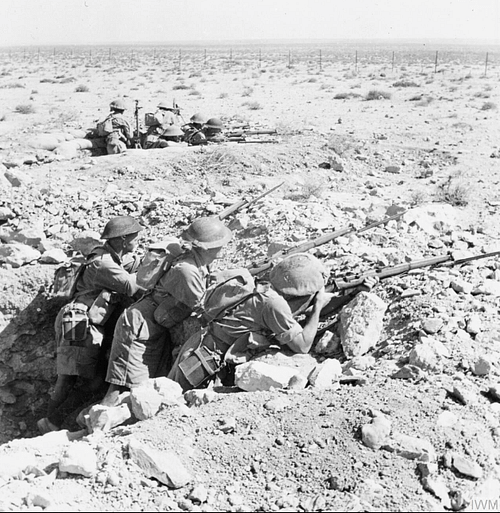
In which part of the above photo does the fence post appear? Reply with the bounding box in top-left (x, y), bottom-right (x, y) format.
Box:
top-left (259, 48), bottom-right (261, 68)
top-left (204, 48), bottom-right (207, 67)
top-left (109, 48), bottom-right (111, 62)
top-left (391, 51), bottom-right (395, 72)
top-left (485, 52), bottom-right (489, 76)
top-left (355, 50), bottom-right (358, 72)
top-left (319, 49), bottom-right (322, 71)
top-left (178, 49), bottom-right (182, 72)
top-left (288, 49), bottom-right (291, 68)
top-left (434, 50), bottom-right (438, 73)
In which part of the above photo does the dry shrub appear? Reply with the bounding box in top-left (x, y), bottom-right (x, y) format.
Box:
top-left (242, 101), bottom-right (262, 110)
top-left (173, 84), bottom-right (189, 90)
top-left (75, 84), bottom-right (89, 93)
top-left (436, 176), bottom-right (469, 206)
top-left (324, 134), bottom-right (357, 157)
top-left (481, 101), bottom-right (497, 111)
top-left (189, 90), bottom-right (201, 96)
top-left (393, 80), bottom-right (419, 87)
top-left (219, 92), bottom-right (229, 99)
top-left (334, 92), bottom-right (361, 100)
top-left (416, 96), bottom-right (434, 107)
top-left (15, 103), bottom-right (36, 114)
top-left (365, 90), bottom-right (391, 100)
top-left (242, 86), bottom-right (254, 97)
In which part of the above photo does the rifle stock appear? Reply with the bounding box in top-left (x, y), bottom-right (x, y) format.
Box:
top-left (248, 210), bottom-right (407, 276)
top-left (227, 129), bottom-right (277, 137)
top-left (218, 182), bottom-right (284, 220)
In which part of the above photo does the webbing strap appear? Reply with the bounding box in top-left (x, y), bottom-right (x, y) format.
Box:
top-left (193, 347), bottom-right (217, 376)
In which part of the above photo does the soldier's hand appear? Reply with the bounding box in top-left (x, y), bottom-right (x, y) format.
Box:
top-left (361, 276), bottom-right (379, 291)
top-left (313, 287), bottom-right (335, 311)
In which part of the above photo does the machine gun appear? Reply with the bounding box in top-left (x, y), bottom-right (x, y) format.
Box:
top-left (226, 128), bottom-right (278, 144)
top-left (132, 100), bottom-right (142, 149)
top-left (217, 182), bottom-right (284, 220)
top-left (248, 210), bottom-right (407, 277)
top-left (317, 249), bottom-right (500, 321)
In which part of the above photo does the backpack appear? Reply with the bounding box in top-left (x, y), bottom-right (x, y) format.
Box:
top-left (135, 237), bottom-right (184, 291)
top-left (51, 255), bottom-right (89, 300)
top-left (202, 268), bottom-right (256, 323)
top-left (96, 115), bottom-right (114, 137)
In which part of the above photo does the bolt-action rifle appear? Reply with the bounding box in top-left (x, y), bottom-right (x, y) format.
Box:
top-left (317, 249), bottom-right (500, 321)
top-left (217, 182), bottom-right (284, 220)
top-left (248, 210), bottom-right (407, 277)
top-left (226, 129), bottom-right (278, 138)
top-left (132, 100), bottom-right (142, 149)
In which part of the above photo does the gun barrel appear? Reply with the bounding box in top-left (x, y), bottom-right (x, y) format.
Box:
top-left (248, 210), bottom-right (407, 277)
top-left (218, 182), bottom-right (284, 220)
top-left (227, 129), bottom-right (277, 137)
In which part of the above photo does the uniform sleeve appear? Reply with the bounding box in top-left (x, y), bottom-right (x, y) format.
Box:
top-left (261, 294), bottom-right (303, 346)
top-left (92, 256), bottom-right (139, 297)
top-left (159, 261), bottom-right (205, 309)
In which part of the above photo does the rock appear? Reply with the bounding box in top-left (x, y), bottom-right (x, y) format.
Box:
top-left (450, 278), bottom-right (473, 294)
top-left (314, 330), bottom-right (341, 356)
top-left (422, 476), bottom-right (451, 507)
top-left (471, 355), bottom-right (492, 376)
top-left (130, 384), bottom-right (162, 420)
top-left (29, 492), bottom-right (53, 509)
top-left (287, 374), bottom-right (308, 390)
top-left (235, 361), bottom-right (298, 392)
top-left (344, 355), bottom-right (375, 372)
top-left (436, 411), bottom-right (458, 428)
top-left (308, 358), bottom-right (342, 389)
top-left (86, 403), bottom-right (132, 432)
top-left (0, 206), bottom-right (14, 221)
top-left (409, 337), bottom-right (449, 373)
top-left (449, 384), bottom-right (476, 405)
top-left (188, 484), bottom-right (209, 504)
top-left (152, 377), bottom-right (184, 406)
top-left (184, 389), bottom-right (217, 407)
top-left (0, 243), bottom-right (41, 267)
top-left (473, 280), bottom-right (500, 296)
top-left (263, 397), bottom-right (291, 412)
top-left (384, 165), bottom-right (401, 174)
top-left (488, 385), bottom-right (500, 401)
top-left (451, 454), bottom-right (483, 479)
top-left (59, 442), bottom-right (97, 478)
top-left (361, 413), bottom-right (392, 450)
top-left (339, 292), bottom-right (387, 358)
top-left (128, 438), bottom-right (191, 489)
top-left (385, 432), bottom-right (436, 461)
top-left (421, 318), bottom-right (443, 335)
top-left (391, 364), bottom-right (426, 381)
top-left (4, 169), bottom-right (32, 187)
top-left (39, 248), bottom-right (68, 264)
top-left (466, 315), bottom-right (482, 335)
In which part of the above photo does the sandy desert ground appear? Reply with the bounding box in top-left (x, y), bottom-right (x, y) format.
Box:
top-left (0, 41), bottom-right (500, 511)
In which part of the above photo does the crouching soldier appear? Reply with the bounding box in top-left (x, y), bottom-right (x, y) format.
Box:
top-left (182, 113), bottom-right (207, 145)
top-left (168, 253), bottom-right (378, 391)
top-left (100, 217), bottom-right (232, 406)
top-left (167, 253), bottom-right (333, 391)
top-left (103, 99), bottom-right (133, 154)
top-left (37, 216), bottom-right (144, 434)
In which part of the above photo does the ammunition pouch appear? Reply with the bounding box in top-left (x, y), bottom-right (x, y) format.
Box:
top-left (153, 296), bottom-right (191, 329)
top-left (87, 289), bottom-right (119, 326)
top-left (61, 303), bottom-right (89, 342)
top-left (178, 334), bottom-right (224, 388)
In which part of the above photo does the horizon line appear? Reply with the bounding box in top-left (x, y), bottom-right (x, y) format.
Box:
top-left (1, 37), bottom-right (500, 49)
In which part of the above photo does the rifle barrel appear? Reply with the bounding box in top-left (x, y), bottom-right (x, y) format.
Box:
top-left (330, 249), bottom-right (500, 291)
top-left (218, 182), bottom-right (284, 220)
top-left (248, 210), bottom-right (407, 277)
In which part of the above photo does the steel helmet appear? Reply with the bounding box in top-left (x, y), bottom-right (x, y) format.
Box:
top-left (157, 101), bottom-right (171, 110)
top-left (269, 253), bottom-right (326, 313)
top-left (190, 113), bottom-right (207, 124)
top-left (101, 216), bottom-right (143, 240)
top-left (205, 118), bottom-right (223, 129)
top-left (110, 99), bottom-right (126, 111)
top-left (162, 125), bottom-right (184, 137)
top-left (181, 217), bottom-right (232, 250)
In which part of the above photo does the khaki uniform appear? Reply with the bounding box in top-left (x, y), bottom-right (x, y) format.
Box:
top-left (168, 288), bottom-right (303, 391)
top-left (106, 251), bottom-right (209, 388)
top-left (106, 113), bottom-right (132, 154)
top-left (56, 244), bottom-right (140, 379)
top-left (183, 125), bottom-right (207, 146)
top-left (145, 110), bottom-right (178, 149)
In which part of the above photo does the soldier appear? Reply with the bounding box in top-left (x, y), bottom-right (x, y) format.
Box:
top-left (154, 125), bottom-right (186, 148)
top-left (182, 112), bottom-right (207, 146)
top-left (168, 253), bottom-right (377, 391)
top-left (203, 117), bottom-right (226, 143)
top-left (100, 217), bottom-right (232, 406)
top-left (37, 216), bottom-right (144, 434)
top-left (104, 99), bottom-right (133, 154)
top-left (144, 101), bottom-right (180, 149)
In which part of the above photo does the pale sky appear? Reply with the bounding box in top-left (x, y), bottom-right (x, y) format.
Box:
top-left (0, 0), bottom-right (499, 46)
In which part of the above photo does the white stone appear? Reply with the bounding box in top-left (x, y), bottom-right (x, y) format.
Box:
top-left (59, 442), bottom-right (97, 477)
top-left (308, 359), bottom-right (342, 389)
top-left (235, 361), bottom-right (298, 392)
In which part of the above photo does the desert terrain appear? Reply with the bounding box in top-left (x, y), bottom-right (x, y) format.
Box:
top-left (0, 41), bottom-right (500, 511)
